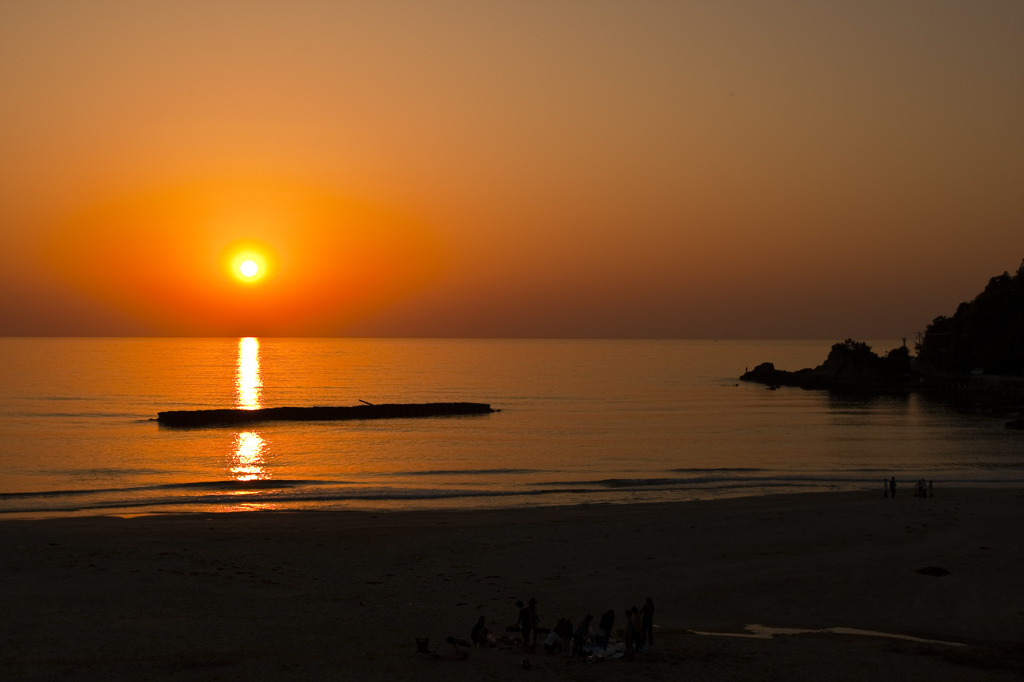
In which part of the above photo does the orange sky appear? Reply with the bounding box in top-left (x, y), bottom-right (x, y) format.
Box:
top-left (2, 0), bottom-right (1023, 338)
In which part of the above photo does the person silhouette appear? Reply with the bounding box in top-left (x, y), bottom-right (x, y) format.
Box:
top-left (572, 615), bottom-right (592, 658)
top-left (519, 597), bottom-right (538, 647)
top-left (641, 597), bottom-right (654, 648)
top-left (623, 608), bottom-right (636, 660)
top-left (471, 615), bottom-right (492, 646)
top-left (597, 609), bottom-right (615, 648)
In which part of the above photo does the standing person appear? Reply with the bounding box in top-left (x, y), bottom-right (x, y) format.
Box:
top-left (514, 600), bottom-right (526, 635)
top-left (623, 609), bottom-right (636, 661)
top-left (889, 476), bottom-right (896, 499)
top-left (572, 615), bottom-right (592, 658)
top-left (554, 616), bottom-right (574, 654)
top-left (597, 609), bottom-right (615, 648)
top-left (522, 598), bottom-right (538, 647)
top-left (641, 597), bottom-right (655, 648)
top-left (631, 606), bottom-right (642, 651)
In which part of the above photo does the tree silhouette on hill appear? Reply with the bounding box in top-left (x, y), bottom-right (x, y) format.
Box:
top-left (915, 260), bottom-right (1024, 376)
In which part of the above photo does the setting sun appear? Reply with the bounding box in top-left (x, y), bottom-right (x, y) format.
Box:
top-left (225, 241), bottom-right (275, 287)
top-left (240, 260), bottom-right (258, 278)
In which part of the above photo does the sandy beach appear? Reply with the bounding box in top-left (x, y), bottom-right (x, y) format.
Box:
top-left (1, 489), bottom-right (1022, 680)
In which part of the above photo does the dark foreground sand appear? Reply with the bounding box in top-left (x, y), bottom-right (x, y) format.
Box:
top-left (1, 489), bottom-right (1022, 681)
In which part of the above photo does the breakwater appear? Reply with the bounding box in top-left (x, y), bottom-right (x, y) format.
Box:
top-left (156, 402), bottom-right (497, 427)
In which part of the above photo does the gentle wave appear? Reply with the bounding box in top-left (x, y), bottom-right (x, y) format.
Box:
top-left (543, 473), bottom-right (1024, 490)
top-left (372, 468), bottom-right (544, 477)
top-left (0, 479), bottom-right (350, 501)
top-left (3, 412), bottom-right (143, 419)
top-left (0, 485), bottom-right (560, 515)
top-left (6, 474), bottom-right (1023, 517)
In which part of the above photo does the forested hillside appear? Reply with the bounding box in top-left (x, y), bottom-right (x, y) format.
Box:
top-left (915, 260), bottom-right (1024, 376)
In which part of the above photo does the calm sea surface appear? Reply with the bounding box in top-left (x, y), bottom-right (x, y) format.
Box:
top-left (1, 338), bottom-right (1021, 518)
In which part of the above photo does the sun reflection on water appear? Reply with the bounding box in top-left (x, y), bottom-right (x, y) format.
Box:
top-left (236, 337), bottom-right (262, 410)
top-left (231, 337), bottom-right (270, 486)
top-left (231, 430), bottom-right (269, 482)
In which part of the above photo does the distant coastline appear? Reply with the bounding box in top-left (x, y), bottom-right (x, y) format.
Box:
top-left (743, 260), bottom-right (1024, 423)
top-left (741, 340), bottom-right (1024, 423)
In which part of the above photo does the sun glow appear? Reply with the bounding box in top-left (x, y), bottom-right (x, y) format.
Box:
top-left (225, 241), bottom-right (275, 285)
top-left (44, 180), bottom-right (442, 335)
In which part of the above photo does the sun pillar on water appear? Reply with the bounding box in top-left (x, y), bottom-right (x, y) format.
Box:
top-left (233, 337), bottom-right (268, 481)
top-left (236, 337), bottom-right (263, 410)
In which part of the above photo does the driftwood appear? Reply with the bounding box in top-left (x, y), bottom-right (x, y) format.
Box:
top-left (156, 402), bottom-right (497, 428)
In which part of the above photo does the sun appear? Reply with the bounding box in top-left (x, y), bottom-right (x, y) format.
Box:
top-left (240, 260), bottom-right (258, 278)
top-left (224, 242), bottom-right (275, 284)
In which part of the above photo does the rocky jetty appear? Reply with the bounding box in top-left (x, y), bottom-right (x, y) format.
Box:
top-left (157, 402), bottom-right (497, 427)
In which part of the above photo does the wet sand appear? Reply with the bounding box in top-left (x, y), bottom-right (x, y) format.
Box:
top-left (1, 489), bottom-right (1022, 680)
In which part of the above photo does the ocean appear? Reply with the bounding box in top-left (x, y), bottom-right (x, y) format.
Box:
top-left (1, 338), bottom-right (1021, 518)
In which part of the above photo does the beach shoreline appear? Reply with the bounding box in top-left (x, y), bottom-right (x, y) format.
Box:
top-left (2, 489), bottom-right (1021, 680)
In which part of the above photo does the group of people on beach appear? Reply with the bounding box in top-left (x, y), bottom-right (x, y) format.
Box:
top-left (913, 478), bottom-right (933, 498)
top-left (883, 476), bottom-right (933, 499)
top-left (467, 596), bottom-right (656, 661)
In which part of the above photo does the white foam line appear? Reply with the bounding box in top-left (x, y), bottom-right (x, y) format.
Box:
top-left (691, 624), bottom-right (965, 647)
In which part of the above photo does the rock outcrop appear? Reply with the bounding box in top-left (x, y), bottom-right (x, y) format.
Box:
top-left (741, 339), bottom-right (914, 391)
